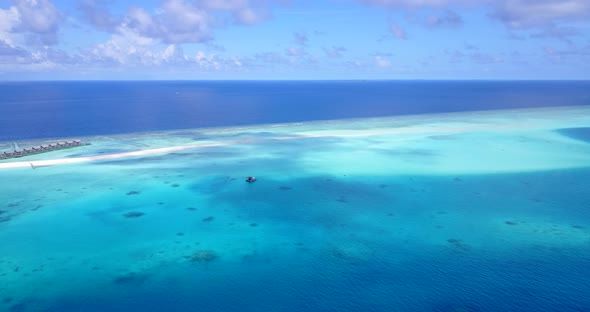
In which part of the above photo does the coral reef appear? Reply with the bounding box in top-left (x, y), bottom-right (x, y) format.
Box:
top-left (113, 272), bottom-right (149, 285)
top-left (188, 250), bottom-right (218, 263)
top-left (447, 238), bottom-right (470, 251)
top-left (123, 212), bottom-right (145, 218)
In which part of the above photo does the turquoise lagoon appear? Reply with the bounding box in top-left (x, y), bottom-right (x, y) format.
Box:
top-left (1, 106), bottom-right (590, 311)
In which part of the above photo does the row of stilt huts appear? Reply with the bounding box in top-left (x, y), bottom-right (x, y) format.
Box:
top-left (0, 139), bottom-right (83, 160)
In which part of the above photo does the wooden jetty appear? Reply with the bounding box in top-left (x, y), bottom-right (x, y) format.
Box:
top-left (0, 139), bottom-right (85, 160)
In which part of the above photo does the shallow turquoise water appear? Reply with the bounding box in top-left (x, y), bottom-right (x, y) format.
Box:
top-left (1, 107), bottom-right (590, 311)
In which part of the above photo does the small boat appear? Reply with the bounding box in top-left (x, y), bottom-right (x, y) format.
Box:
top-left (246, 176), bottom-right (257, 183)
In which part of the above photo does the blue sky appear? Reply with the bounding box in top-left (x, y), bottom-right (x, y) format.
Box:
top-left (0, 0), bottom-right (589, 80)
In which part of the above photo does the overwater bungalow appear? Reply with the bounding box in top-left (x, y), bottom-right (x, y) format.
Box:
top-left (0, 139), bottom-right (85, 160)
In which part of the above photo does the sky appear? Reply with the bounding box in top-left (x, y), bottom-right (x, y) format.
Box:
top-left (0, 0), bottom-right (589, 80)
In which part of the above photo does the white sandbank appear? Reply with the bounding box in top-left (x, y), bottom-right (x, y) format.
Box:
top-left (1, 105), bottom-right (589, 170)
top-left (0, 125), bottom-right (478, 169)
top-left (0, 142), bottom-right (228, 169)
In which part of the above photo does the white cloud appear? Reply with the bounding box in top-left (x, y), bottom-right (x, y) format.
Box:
top-left (324, 46), bottom-right (347, 58)
top-left (357, 0), bottom-right (590, 31)
top-left (88, 27), bottom-right (171, 65)
top-left (375, 55), bottom-right (392, 68)
top-left (233, 7), bottom-right (269, 25)
top-left (193, 50), bottom-right (248, 71)
top-left (389, 22), bottom-right (407, 39)
top-left (0, 39), bottom-right (30, 64)
top-left (357, 0), bottom-right (466, 9)
top-left (286, 47), bottom-right (301, 56)
top-left (202, 0), bottom-right (250, 10)
top-left (79, 0), bottom-right (276, 44)
top-left (14, 0), bottom-right (62, 34)
top-left (0, 0), bottom-right (63, 46)
top-left (294, 32), bottom-right (308, 46)
top-left (202, 0), bottom-right (272, 24)
top-left (491, 0), bottom-right (590, 29)
top-left (79, 0), bottom-right (120, 32)
top-left (118, 0), bottom-right (212, 44)
top-left (0, 7), bottom-right (20, 45)
top-left (424, 9), bottom-right (463, 28)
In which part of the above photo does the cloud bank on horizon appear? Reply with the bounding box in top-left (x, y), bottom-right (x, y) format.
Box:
top-left (0, 0), bottom-right (588, 79)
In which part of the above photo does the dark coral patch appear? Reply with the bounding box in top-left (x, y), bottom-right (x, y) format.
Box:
top-left (188, 250), bottom-right (218, 263)
top-left (0, 210), bottom-right (5, 215)
top-left (202, 216), bottom-right (215, 222)
top-left (176, 232), bottom-right (185, 236)
top-left (279, 186), bottom-right (292, 190)
top-left (331, 247), bottom-right (348, 259)
top-left (126, 191), bottom-right (140, 196)
top-left (336, 197), bottom-right (348, 203)
top-left (0, 217), bottom-right (11, 223)
top-left (113, 272), bottom-right (149, 285)
top-left (505, 221), bottom-right (518, 225)
top-left (9, 303), bottom-right (26, 312)
top-left (447, 238), bottom-right (469, 251)
top-left (123, 212), bottom-right (145, 218)
top-left (186, 207), bottom-right (197, 211)
top-left (171, 183), bottom-right (180, 188)
top-left (249, 223), bottom-right (258, 227)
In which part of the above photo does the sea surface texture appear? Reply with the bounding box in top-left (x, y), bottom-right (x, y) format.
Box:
top-left (1, 81), bottom-right (589, 141)
top-left (1, 82), bottom-right (590, 312)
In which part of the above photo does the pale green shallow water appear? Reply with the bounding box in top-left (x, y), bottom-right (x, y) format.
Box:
top-left (1, 106), bottom-right (590, 311)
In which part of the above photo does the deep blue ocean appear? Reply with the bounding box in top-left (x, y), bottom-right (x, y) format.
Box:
top-left (1, 80), bottom-right (589, 141)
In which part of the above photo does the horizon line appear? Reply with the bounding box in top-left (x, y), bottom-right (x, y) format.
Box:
top-left (1, 78), bottom-right (590, 83)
